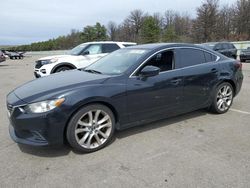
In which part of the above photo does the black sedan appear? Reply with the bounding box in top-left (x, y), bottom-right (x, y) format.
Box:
top-left (6, 43), bottom-right (243, 152)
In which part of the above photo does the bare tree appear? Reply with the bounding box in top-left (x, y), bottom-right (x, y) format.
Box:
top-left (216, 5), bottom-right (234, 40)
top-left (126, 9), bottom-right (145, 42)
top-left (233, 0), bottom-right (250, 40)
top-left (164, 10), bottom-right (176, 27)
top-left (192, 0), bottom-right (219, 42)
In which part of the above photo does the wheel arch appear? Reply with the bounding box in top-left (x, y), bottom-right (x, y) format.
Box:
top-left (63, 100), bottom-right (119, 144)
top-left (209, 79), bottom-right (237, 105)
top-left (221, 79), bottom-right (236, 97)
top-left (51, 62), bottom-right (77, 74)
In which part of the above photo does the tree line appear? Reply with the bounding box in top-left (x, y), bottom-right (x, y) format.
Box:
top-left (10, 0), bottom-right (250, 51)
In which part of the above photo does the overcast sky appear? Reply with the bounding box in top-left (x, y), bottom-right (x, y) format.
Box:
top-left (0, 0), bottom-right (237, 45)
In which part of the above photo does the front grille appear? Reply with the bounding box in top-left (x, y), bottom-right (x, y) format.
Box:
top-left (35, 61), bottom-right (43, 69)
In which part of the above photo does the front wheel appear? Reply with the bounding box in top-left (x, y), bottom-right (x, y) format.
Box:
top-left (55, 66), bottom-right (71, 73)
top-left (66, 104), bottom-right (115, 152)
top-left (210, 82), bottom-right (234, 114)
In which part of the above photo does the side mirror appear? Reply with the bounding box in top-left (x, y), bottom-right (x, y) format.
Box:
top-left (139, 66), bottom-right (160, 77)
top-left (82, 51), bottom-right (90, 55)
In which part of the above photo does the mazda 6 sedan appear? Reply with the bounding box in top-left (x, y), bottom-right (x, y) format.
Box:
top-left (7, 43), bottom-right (243, 152)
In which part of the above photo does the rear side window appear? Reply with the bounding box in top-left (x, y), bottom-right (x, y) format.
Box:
top-left (204, 51), bottom-right (217, 62)
top-left (102, 44), bottom-right (120, 53)
top-left (179, 48), bottom-right (205, 68)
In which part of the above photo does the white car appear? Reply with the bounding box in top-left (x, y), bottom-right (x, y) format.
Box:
top-left (34, 41), bottom-right (136, 78)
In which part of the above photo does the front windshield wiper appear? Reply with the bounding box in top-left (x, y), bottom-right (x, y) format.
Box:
top-left (83, 69), bottom-right (102, 74)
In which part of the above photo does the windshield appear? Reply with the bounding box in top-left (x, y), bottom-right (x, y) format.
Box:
top-left (69, 44), bottom-right (88, 55)
top-left (85, 49), bottom-right (148, 75)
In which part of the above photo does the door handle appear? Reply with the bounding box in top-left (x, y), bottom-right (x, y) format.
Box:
top-left (171, 78), bottom-right (182, 85)
top-left (211, 68), bottom-right (218, 73)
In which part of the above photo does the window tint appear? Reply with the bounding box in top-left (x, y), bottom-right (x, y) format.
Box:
top-left (179, 49), bottom-right (205, 68)
top-left (137, 50), bottom-right (174, 74)
top-left (83, 44), bottom-right (102, 55)
top-left (215, 44), bottom-right (222, 50)
top-left (204, 51), bottom-right (217, 62)
top-left (222, 43), bottom-right (229, 49)
top-left (102, 44), bottom-right (120, 53)
top-left (229, 43), bottom-right (235, 49)
top-left (123, 44), bottom-right (136, 47)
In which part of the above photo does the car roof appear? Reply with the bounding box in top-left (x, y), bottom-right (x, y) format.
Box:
top-left (83, 41), bottom-right (137, 45)
top-left (202, 41), bottom-right (232, 45)
top-left (127, 43), bottom-right (206, 50)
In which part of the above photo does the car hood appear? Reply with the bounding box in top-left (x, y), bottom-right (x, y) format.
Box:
top-left (39, 54), bottom-right (70, 60)
top-left (39, 54), bottom-right (89, 62)
top-left (12, 70), bottom-right (111, 103)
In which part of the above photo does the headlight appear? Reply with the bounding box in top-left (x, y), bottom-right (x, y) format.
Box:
top-left (40, 58), bottom-right (58, 65)
top-left (50, 58), bottom-right (58, 63)
top-left (24, 98), bottom-right (65, 113)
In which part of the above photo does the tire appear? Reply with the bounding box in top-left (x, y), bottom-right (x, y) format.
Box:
top-left (66, 104), bottom-right (115, 153)
top-left (210, 82), bottom-right (234, 114)
top-left (54, 66), bottom-right (71, 73)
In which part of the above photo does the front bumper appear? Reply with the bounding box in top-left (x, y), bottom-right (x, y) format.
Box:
top-left (34, 69), bottom-right (48, 78)
top-left (7, 103), bottom-right (68, 146)
top-left (9, 123), bottom-right (48, 146)
top-left (34, 71), bottom-right (41, 78)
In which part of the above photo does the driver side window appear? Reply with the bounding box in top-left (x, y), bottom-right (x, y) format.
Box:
top-left (137, 50), bottom-right (174, 75)
top-left (83, 44), bottom-right (102, 55)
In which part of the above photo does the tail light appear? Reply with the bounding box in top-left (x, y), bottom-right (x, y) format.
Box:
top-left (235, 60), bottom-right (242, 70)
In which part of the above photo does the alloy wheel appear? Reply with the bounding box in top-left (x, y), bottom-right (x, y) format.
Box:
top-left (216, 85), bottom-right (233, 112)
top-left (74, 110), bottom-right (112, 149)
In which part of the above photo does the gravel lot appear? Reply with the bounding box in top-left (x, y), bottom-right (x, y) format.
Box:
top-left (0, 56), bottom-right (250, 188)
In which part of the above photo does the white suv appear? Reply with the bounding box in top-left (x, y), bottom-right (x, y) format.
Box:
top-left (34, 41), bottom-right (136, 78)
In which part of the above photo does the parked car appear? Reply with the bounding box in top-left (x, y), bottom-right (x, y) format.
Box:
top-left (34, 41), bottom-right (136, 78)
top-left (0, 50), bottom-right (6, 63)
top-left (7, 43), bottom-right (243, 152)
top-left (240, 47), bottom-right (250, 62)
top-left (2, 50), bottom-right (25, 60)
top-left (202, 42), bottom-right (237, 59)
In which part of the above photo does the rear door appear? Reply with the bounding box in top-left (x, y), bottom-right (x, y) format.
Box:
top-left (176, 48), bottom-right (219, 109)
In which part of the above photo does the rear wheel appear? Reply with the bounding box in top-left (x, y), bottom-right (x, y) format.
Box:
top-left (66, 104), bottom-right (115, 152)
top-left (210, 82), bottom-right (234, 114)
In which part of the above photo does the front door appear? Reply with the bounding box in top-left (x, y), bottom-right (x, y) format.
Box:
top-left (126, 50), bottom-right (183, 123)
